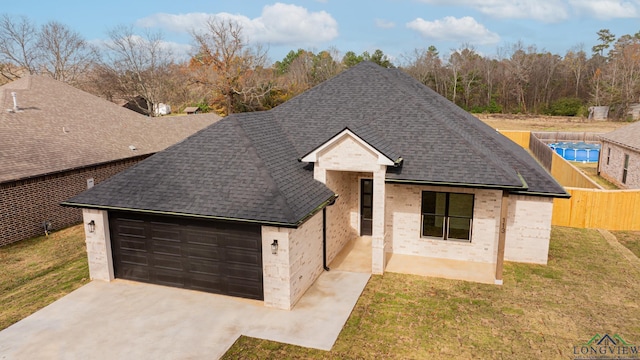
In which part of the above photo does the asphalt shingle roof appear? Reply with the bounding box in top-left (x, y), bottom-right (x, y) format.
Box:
top-left (0, 75), bottom-right (219, 183)
top-left (600, 121), bottom-right (640, 152)
top-left (65, 62), bottom-right (568, 226)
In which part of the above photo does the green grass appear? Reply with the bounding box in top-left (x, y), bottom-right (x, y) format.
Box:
top-left (613, 231), bottom-right (640, 258)
top-left (0, 225), bottom-right (89, 331)
top-left (222, 227), bottom-right (640, 359)
top-left (571, 162), bottom-right (619, 190)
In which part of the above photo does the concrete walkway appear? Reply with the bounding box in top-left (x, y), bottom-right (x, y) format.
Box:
top-left (0, 270), bottom-right (369, 360)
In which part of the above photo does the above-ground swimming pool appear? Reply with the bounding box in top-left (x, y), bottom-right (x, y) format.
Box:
top-left (548, 142), bottom-right (601, 162)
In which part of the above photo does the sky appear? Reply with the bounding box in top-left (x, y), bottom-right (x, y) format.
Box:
top-left (3, 0), bottom-right (640, 64)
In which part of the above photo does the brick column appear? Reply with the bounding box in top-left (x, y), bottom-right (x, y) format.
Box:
top-left (372, 166), bottom-right (387, 274)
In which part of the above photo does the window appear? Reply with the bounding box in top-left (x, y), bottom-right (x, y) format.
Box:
top-left (623, 154), bottom-right (630, 184)
top-left (606, 147), bottom-right (611, 165)
top-left (421, 191), bottom-right (474, 242)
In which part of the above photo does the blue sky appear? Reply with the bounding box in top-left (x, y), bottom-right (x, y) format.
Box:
top-left (3, 1), bottom-right (640, 64)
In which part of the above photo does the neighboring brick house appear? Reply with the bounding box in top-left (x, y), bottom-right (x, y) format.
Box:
top-left (64, 62), bottom-right (569, 310)
top-left (599, 121), bottom-right (640, 189)
top-left (0, 75), bottom-right (219, 246)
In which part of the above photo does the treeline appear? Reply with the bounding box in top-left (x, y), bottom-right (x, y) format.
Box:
top-left (0, 15), bottom-right (638, 119)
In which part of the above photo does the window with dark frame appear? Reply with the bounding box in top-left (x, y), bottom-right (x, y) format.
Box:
top-left (623, 154), bottom-right (630, 184)
top-left (421, 191), bottom-right (474, 242)
top-left (606, 147), bottom-right (611, 165)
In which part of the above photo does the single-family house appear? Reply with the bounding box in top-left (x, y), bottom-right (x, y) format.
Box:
top-left (0, 75), bottom-right (219, 246)
top-left (599, 121), bottom-right (640, 188)
top-left (63, 62), bottom-right (569, 310)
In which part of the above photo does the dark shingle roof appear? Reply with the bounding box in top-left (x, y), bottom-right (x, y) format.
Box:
top-left (0, 76), bottom-right (218, 183)
top-left (64, 62), bottom-right (567, 226)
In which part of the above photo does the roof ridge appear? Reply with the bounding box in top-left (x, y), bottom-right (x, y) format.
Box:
top-left (232, 113), bottom-right (299, 223)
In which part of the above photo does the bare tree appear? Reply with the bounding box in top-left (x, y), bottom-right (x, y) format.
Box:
top-left (0, 15), bottom-right (39, 80)
top-left (37, 21), bottom-right (98, 83)
top-left (190, 18), bottom-right (271, 115)
top-left (101, 25), bottom-right (174, 116)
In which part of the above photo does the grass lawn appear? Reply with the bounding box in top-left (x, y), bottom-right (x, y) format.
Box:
top-left (223, 227), bottom-right (640, 359)
top-left (476, 114), bottom-right (627, 133)
top-left (613, 231), bottom-right (640, 258)
top-left (0, 225), bottom-right (89, 331)
top-left (571, 162), bottom-right (619, 190)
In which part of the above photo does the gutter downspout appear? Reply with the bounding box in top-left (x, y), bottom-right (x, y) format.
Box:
top-left (323, 207), bottom-right (330, 271)
top-left (322, 196), bottom-right (338, 271)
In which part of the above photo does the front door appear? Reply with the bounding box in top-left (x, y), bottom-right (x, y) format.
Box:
top-left (360, 179), bottom-right (373, 236)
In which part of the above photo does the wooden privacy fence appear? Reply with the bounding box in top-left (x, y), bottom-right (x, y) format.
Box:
top-left (553, 188), bottom-right (640, 230)
top-left (498, 130), bottom-right (640, 230)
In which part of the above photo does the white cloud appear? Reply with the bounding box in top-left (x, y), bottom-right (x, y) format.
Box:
top-left (375, 18), bottom-right (396, 29)
top-left (417, 0), bottom-right (569, 22)
top-left (406, 16), bottom-right (500, 45)
top-left (136, 3), bottom-right (338, 46)
top-left (568, 0), bottom-right (639, 19)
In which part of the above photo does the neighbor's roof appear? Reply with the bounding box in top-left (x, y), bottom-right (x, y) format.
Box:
top-left (65, 62), bottom-right (568, 226)
top-left (0, 76), bottom-right (220, 183)
top-left (600, 120), bottom-right (640, 152)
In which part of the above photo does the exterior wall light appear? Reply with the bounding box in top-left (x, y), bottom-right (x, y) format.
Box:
top-left (87, 220), bottom-right (96, 233)
top-left (271, 240), bottom-right (278, 255)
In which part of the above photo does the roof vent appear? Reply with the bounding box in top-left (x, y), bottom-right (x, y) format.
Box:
top-left (7, 92), bottom-right (22, 113)
top-left (129, 145), bottom-right (137, 151)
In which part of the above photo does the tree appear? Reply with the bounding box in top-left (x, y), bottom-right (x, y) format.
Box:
top-left (0, 15), bottom-right (39, 80)
top-left (362, 49), bottom-right (394, 68)
top-left (402, 46), bottom-right (443, 94)
top-left (342, 51), bottom-right (363, 68)
top-left (101, 25), bottom-right (174, 116)
top-left (0, 15), bottom-right (97, 84)
top-left (190, 18), bottom-right (271, 115)
top-left (592, 29), bottom-right (616, 57)
top-left (37, 21), bottom-right (98, 83)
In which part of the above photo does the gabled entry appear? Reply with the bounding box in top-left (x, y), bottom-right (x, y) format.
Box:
top-left (360, 179), bottom-right (373, 236)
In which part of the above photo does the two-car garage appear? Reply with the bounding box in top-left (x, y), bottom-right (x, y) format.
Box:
top-left (108, 211), bottom-right (264, 300)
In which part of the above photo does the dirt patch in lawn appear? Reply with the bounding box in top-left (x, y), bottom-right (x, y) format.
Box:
top-left (222, 227), bottom-right (640, 359)
top-left (612, 231), bottom-right (640, 259)
top-left (0, 225), bottom-right (89, 331)
top-left (476, 114), bottom-right (627, 133)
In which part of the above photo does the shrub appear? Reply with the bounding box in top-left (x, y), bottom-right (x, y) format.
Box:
top-left (546, 97), bottom-right (583, 116)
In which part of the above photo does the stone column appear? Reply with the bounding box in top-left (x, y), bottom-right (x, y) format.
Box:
top-left (371, 166), bottom-right (387, 274)
top-left (82, 209), bottom-right (114, 281)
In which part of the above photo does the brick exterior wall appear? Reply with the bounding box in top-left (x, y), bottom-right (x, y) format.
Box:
top-left (0, 156), bottom-right (148, 246)
top-left (385, 184), bottom-right (502, 264)
top-left (261, 211), bottom-right (324, 310)
top-left (599, 141), bottom-right (640, 189)
top-left (504, 195), bottom-right (553, 264)
top-left (324, 170), bottom-right (364, 263)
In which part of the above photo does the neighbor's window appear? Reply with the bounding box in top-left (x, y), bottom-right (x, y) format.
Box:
top-left (606, 148), bottom-right (611, 165)
top-left (421, 191), bottom-right (474, 242)
top-left (623, 154), bottom-right (630, 184)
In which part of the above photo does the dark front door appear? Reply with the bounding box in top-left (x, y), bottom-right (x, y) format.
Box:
top-left (360, 179), bottom-right (373, 236)
top-left (109, 211), bottom-right (263, 300)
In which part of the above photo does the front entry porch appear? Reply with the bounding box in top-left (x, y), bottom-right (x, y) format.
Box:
top-left (329, 236), bottom-right (372, 273)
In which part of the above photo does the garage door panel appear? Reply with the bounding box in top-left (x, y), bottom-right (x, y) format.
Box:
top-left (226, 248), bottom-right (261, 267)
top-left (152, 241), bottom-right (182, 256)
top-left (110, 212), bottom-right (263, 300)
top-left (152, 253), bottom-right (184, 272)
top-left (118, 238), bottom-right (147, 252)
top-left (227, 263), bottom-right (262, 281)
top-left (154, 270), bottom-right (186, 288)
top-left (185, 243), bottom-right (221, 260)
top-left (188, 258), bottom-right (220, 276)
top-left (119, 251), bottom-right (149, 266)
top-left (119, 265), bottom-right (151, 282)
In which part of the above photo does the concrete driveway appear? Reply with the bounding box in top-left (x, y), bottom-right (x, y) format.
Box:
top-left (0, 270), bottom-right (369, 360)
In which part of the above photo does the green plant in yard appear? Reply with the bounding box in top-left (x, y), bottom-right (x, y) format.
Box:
top-left (0, 225), bottom-right (89, 331)
top-left (222, 227), bottom-right (640, 359)
top-left (613, 231), bottom-right (640, 258)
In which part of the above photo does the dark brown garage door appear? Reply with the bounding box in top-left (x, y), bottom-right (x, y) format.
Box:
top-left (109, 211), bottom-right (263, 300)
